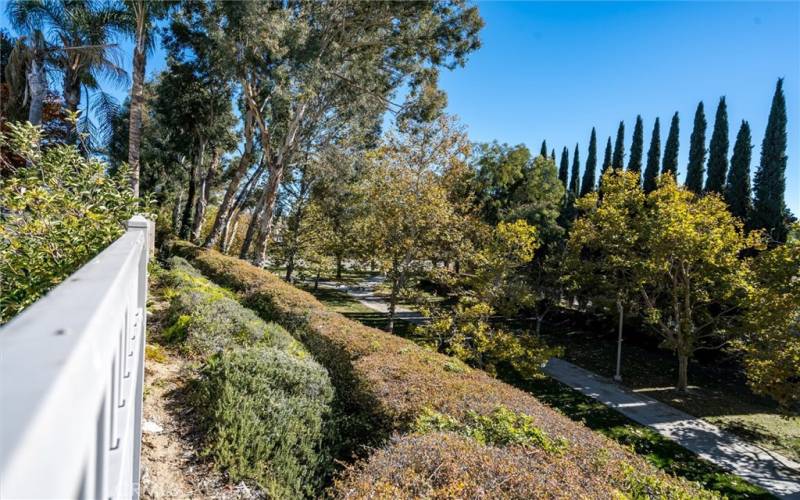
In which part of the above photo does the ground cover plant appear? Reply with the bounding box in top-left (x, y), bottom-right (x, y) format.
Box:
top-left (174, 242), bottom-right (720, 499)
top-left (160, 257), bottom-right (335, 498)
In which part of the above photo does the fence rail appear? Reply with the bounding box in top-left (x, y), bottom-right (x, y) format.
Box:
top-left (0, 216), bottom-right (153, 499)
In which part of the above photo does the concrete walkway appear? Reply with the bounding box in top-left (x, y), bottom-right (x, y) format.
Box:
top-left (318, 276), bottom-right (427, 324)
top-left (543, 358), bottom-right (800, 499)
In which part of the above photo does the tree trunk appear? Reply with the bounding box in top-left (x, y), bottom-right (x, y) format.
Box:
top-left (128, 6), bottom-right (147, 197)
top-left (179, 162), bottom-right (198, 240)
top-left (252, 164), bottom-right (285, 265)
top-left (221, 210), bottom-right (240, 254)
top-left (336, 254), bottom-right (343, 280)
top-left (285, 252), bottom-right (295, 283)
top-left (191, 150), bottom-right (220, 242)
top-left (239, 192), bottom-right (266, 259)
top-left (614, 299), bottom-right (624, 382)
top-left (677, 353), bottom-right (689, 392)
top-left (203, 110), bottom-right (256, 248)
top-left (314, 270), bottom-right (320, 291)
top-left (27, 57), bottom-right (46, 126)
top-left (171, 189), bottom-right (183, 234)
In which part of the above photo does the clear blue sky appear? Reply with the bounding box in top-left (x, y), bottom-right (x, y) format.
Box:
top-left (439, 1), bottom-right (799, 214)
top-left (3, 1), bottom-right (797, 213)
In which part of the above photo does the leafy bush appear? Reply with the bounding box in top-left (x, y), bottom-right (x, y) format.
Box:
top-left (194, 346), bottom-right (334, 498)
top-left (0, 122), bottom-right (146, 323)
top-left (173, 242), bottom-right (718, 499)
top-left (162, 257), bottom-right (296, 357)
top-left (414, 405), bottom-right (568, 453)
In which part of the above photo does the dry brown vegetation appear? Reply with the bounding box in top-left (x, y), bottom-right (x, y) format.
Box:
top-left (173, 242), bottom-right (718, 499)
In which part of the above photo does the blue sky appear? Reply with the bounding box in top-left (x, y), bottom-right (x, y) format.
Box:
top-left (3, 1), bottom-right (798, 213)
top-left (439, 1), bottom-right (799, 214)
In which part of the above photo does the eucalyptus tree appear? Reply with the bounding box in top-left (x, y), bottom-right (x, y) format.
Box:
top-left (7, 0), bottom-right (129, 144)
top-left (174, 0), bottom-right (483, 265)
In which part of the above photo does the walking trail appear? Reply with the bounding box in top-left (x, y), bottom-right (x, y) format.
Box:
top-left (328, 277), bottom-right (800, 499)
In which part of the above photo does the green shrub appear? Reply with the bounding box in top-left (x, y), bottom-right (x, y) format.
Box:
top-left (0, 122), bottom-right (146, 324)
top-left (194, 346), bottom-right (334, 498)
top-left (162, 257), bottom-right (296, 357)
top-left (414, 405), bottom-right (568, 453)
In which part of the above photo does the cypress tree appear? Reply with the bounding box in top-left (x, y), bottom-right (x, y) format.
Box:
top-left (581, 127), bottom-right (597, 196)
top-left (752, 78), bottom-right (788, 242)
top-left (569, 143), bottom-right (581, 196)
top-left (558, 147), bottom-right (569, 187)
top-left (725, 120), bottom-right (752, 221)
top-left (551, 148), bottom-right (556, 162)
top-left (705, 97), bottom-right (729, 194)
top-left (643, 117), bottom-right (661, 193)
top-left (540, 140), bottom-right (548, 158)
top-left (599, 136), bottom-right (613, 189)
top-left (662, 112), bottom-right (679, 176)
top-left (612, 121), bottom-right (625, 169)
top-left (685, 101), bottom-right (707, 193)
top-left (628, 115), bottom-right (644, 183)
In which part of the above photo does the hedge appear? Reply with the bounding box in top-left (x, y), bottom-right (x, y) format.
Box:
top-left (161, 257), bottom-right (335, 498)
top-left (172, 242), bottom-right (718, 499)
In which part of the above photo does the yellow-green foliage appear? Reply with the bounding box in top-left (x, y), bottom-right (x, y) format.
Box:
top-left (415, 406), bottom-right (568, 453)
top-left (145, 344), bottom-right (168, 363)
top-left (0, 122), bottom-right (147, 324)
top-left (194, 346), bottom-right (334, 499)
top-left (173, 242), bottom-right (719, 499)
top-left (162, 257), bottom-right (296, 357)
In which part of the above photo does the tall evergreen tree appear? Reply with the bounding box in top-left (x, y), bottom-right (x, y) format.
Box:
top-left (752, 78), bottom-right (789, 242)
top-left (643, 117), bottom-right (661, 193)
top-left (705, 97), bottom-right (729, 194)
top-left (558, 147), bottom-right (569, 187)
top-left (612, 121), bottom-right (625, 169)
top-left (662, 112), bottom-right (680, 176)
top-left (628, 115), bottom-right (644, 182)
top-left (580, 127), bottom-right (597, 196)
top-left (599, 136), bottom-right (613, 190)
top-left (569, 143), bottom-right (581, 196)
top-left (725, 120), bottom-right (752, 221)
top-left (685, 101), bottom-right (707, 193)
top-left (540, 140), bottom-right (548, 158)
top-left (551, 148), bottom-right (556, 162)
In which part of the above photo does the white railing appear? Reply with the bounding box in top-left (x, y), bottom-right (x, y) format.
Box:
top-left (0, 215), bottom-right (153, 499)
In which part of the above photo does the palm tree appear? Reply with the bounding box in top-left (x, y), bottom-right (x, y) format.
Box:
top-left (7, 0), bottom-right (129, 142)
top-left (123, 0), bottom-right (174, 197)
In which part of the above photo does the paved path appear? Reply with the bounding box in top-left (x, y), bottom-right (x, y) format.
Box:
top-left (543, 358), bottom-right (800, 499)
top-left (317, 276), bottom-right (427, 324)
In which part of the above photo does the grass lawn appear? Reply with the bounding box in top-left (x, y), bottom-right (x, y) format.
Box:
top-left (305, 286), bottom-right (774, 499)
top-left (540, 323), bottom-right (800, 464)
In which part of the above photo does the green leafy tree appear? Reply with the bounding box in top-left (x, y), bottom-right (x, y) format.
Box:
top-left (639, 177), bottom-right (762, 391)
top-left (0, 122), bottom-right (146, 323)
top-left (662, 112), bottom-right (679, 176)
top-left (685, 101), bottom-right (707, 193)
top-left (725, 120), bottom-right (753, 221)
top-left (558, 146), bottom-right (569, 188)
top-left (704, 97), bottom-right (729, 194)
top-left (612, 121), bottom-right (625, 169)
top-left (628, 115), bottom-right (644, 179)
top-left (643, 117), bottom-right (661, 193)
top-left (565, 170), bottom-right (646, 381)
top-left (733, 231), bottom-right (800, 410)
top-left (507, 155), bottom-right (565, 245)
top-left (473, 142), bottom-right (531, 225)
top-left (751, 78), bottom-right (789, 242)
top-left (580, 127), bottom-right (597, 196)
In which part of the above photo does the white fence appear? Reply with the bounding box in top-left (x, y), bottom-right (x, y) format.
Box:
top-left (0, 216), bottom-right (153, 499)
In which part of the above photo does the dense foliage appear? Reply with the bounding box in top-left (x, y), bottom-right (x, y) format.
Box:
top-left (174, 242), bottom-right (720, 499)
top-left (0, 123), bottom-right (143, 323)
